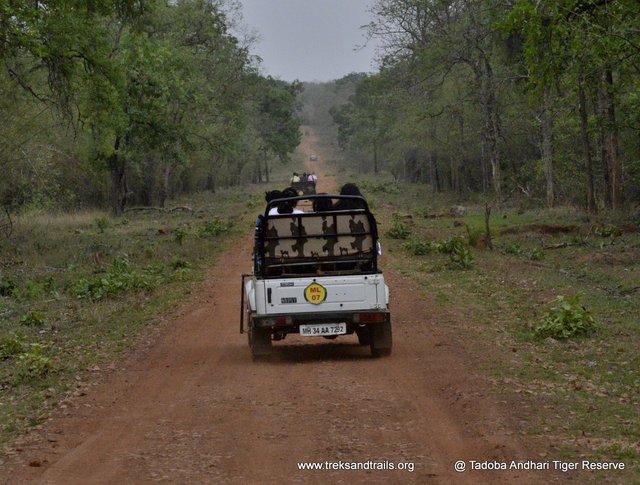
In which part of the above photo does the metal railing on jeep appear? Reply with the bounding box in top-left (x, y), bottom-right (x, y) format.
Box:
top-left (255, 195), bottom-right (379, 278)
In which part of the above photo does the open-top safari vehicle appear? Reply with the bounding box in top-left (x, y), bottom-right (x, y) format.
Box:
top-left (291, 179), bottom-right (316, 195)
top-left (240, 194), bottom-right (392, 359)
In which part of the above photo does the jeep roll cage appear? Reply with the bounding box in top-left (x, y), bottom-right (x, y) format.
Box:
top-left (255, 194), bottom-right (380, 279)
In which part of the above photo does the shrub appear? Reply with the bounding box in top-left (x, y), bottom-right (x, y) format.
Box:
top-left (527, 248), bottom-right (545, 261)
top-left (435, 237), bottom-right (473, 269)
top-left (448, 243), bottom-right (474, 270)
top-left (174, 227), bottom-right (187, 245)
top-left (505, 243), bottom-right (522, 255)
top-left (171, 257), bottom-right (190, 270)
top-left (70, 256), bottom-right (161, 301)
top-left (0, 333), bottom-right (25, 359)
top-left (438, 236), bottom-right (467, 254)
top-left (570, 235), bottom-right (586, 245)
top-left (0, 278), bottom-right (18, 297)
top-left (595, 225), bottom-right (622, 238)
top-left (199, 219), bottom-right (230, 238)
top-left (534, 295), bottom-right (597, 340)
top-left (16, 343), bottom-right (52, 381)
top-left (144, 262), bottom-right (164, 276)
top-left (21, 281), bottom-right (45, 300)
top-left (171, 267), bottom-right (191, 281)
top-left (94, 216), bottom-right (110, 233)
top-left (386, 216), bottom-right (411, 239)
top-left (403, 235), bottom-right (473, 269)
top-left (19, 311), bottom-right (46, 327)
top-left (465, 225), bottom-right (484, 247)
top-left (404, 239), bottom-right (437, 255)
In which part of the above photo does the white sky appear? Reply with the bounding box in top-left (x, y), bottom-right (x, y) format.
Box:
top-left (239, 0), bottom-right (379, 82)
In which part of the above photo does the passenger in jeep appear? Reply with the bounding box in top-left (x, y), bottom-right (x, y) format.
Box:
top-left (273, 187), bottom-right (304, 215)
top-left (312, 193), bottom-right (333, 212)
top-left (333, 183), bottom-right (366, 210)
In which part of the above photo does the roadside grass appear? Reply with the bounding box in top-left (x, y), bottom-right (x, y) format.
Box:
top-left (0, 158), bottom-right (297, 447)
top-left (332, 171), bottom-right (639, 482)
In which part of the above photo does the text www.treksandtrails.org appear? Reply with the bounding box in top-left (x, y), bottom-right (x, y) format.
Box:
top-left (297, 460), bottom-right (415, 472)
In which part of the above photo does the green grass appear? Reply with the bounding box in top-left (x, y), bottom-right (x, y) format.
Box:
top-left (330, 159), bottom-right (639, 483)
top-left (0, 200), bottom-right (239, 441)
top-left (0, 153), bottom-right (305, 445)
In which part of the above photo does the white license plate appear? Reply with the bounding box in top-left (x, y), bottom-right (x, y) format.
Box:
top-left (299, 323), bottom-right (347, 337)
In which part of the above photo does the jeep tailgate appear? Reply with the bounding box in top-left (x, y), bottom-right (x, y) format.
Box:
top-left (254, 275), bottom-right (386, 315)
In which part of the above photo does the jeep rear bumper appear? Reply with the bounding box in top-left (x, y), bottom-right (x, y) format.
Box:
top-left (249, 310), bottom-right (390, 335)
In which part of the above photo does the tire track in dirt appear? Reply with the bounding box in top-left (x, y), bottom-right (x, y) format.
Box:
top-left (2, 127), bottom-right (550, 484)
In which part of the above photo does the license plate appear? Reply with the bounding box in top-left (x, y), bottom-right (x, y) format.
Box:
top-left (299, 323), bottom-right (347, 337)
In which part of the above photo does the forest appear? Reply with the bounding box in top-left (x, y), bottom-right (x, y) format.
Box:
top-left (316, 0), bottom-right (640, 212)
top-left (4, 0), bottom-right (639, 218)
top-left (1, 0), bottom-right (301, 216)
top-left (0, 2), bottom-right (639, 479)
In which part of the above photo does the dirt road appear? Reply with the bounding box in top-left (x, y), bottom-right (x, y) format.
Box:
top-left (3, 129), bottom-right (543, 484)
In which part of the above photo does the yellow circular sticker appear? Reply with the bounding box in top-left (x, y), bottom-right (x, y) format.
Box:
top-left (304, 282), bottom-right (327, 304)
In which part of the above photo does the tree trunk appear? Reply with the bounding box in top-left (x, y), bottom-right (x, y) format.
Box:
top-left (456, 111), bottom-right (465, 194)
top-left (450, 156), bottom-right (456, 192)
top-left (140, 162), bottom-right (154, 206)
top-left (598, 68), bottom-right (622, 209)
top-left (578, 81), bottom-right (596, 213)
top-left (206, 173), bottom-right (215, 193)
top-left (478, 57), bottom-right (501, 204)
top-left (429, 152), bottom-right (440, 193)
top-left (254, 159), bottom-right (261, 184)
top-left (403, 156), bottom-right (407, 182)
top-left (263, 149), bottom-right (270, 183)
top-left (484, 203), bottom-right (493, 250)
top-left (108, 137), bottom-right (127, 216)
top-left (159, 162), bottom-right (173, 209)
top-left (603, 69), bottom-right (622, 209)
top-left (598, 116), bottom-right (611, 209)
top-left (541, 84), bottom-right (554, 207)
top-left (373, 141), bottom-right (379, 174)
top-left (480, 142), bottom-right (489, 194)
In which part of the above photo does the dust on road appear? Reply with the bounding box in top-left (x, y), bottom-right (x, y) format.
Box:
top-left (3, 128), bottom-right (542, 484)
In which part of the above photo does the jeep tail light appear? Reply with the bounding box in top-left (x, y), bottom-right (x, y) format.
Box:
top-left (354, 313), bottom-right (385, 323)
top-left (275, 316), bottom-right (292, 326)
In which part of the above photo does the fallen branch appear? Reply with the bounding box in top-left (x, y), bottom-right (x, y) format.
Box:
top-left (124, 207), bottom-right (164, 213)
top-left (541, 241), bottom-right (586, 250)
top-left (500, 224), bottom-right (579, 236)
top-left (619, 286), bottom-right (640, 296)
top-left (124, 206), bottom-right (193, 213)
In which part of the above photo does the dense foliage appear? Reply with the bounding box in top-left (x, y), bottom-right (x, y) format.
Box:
top-left (327, 0), bottom-right (640, 210)
top-left (0, 0), bottom-right (300, 214)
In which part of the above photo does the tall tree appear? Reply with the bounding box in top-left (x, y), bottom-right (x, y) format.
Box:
top-left (252, 76), bottom-right (302, 183)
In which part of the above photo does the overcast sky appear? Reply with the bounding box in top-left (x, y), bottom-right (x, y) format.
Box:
top-left (239, 0), bottom-right (379, 83)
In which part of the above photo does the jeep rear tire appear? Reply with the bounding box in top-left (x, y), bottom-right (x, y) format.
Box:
top-left (249, 325), bottom-right (272, 359)
top-left (370, 321), bottom-right (392, 357)
top-left (356, 327), bottom-right (371, 346)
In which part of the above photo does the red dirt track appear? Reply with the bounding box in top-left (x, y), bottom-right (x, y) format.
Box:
top-left (2, 129), bottom-right (546, 484)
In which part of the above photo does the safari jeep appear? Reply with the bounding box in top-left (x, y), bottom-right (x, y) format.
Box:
top-left (241, 194), bottom-right (392, 358)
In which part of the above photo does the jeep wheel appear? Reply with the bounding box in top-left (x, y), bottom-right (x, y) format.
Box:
top-left (370, 321), bottom-right (392, 357)
top-left (249, 326), bottom-right (272, 359)
top-left (355, 327), bottom-right (371, 346)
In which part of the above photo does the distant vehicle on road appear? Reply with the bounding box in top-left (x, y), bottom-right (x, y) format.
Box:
top-left (292, 180), bottom-right (316, 195)
top-left (309, 154), bottom-right (317, 161)
top-left (291, 173), bottom-right (317, 195)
